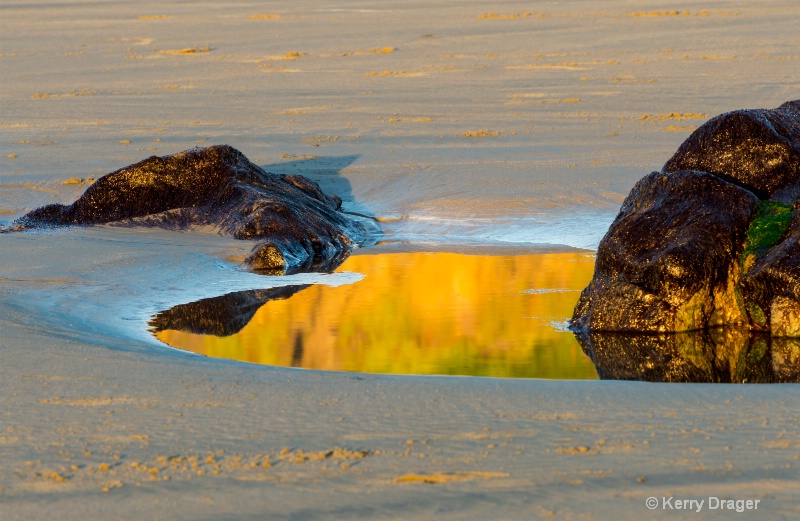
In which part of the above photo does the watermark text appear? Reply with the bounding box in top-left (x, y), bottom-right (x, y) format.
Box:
top-left (646, 496), bottom-right (761, 513)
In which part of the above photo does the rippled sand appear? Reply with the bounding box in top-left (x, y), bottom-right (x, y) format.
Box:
top-left (2, 1), bottom-right (799, 519)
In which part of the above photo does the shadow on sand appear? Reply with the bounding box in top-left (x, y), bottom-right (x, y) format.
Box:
top-left (262, 154), bottom-right (379, 222)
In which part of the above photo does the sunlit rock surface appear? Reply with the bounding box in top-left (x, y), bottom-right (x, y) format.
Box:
top-left (12, 145), bottom-right (372, 274)
top-left (663, 100), bottom-right (800, 201)
top-left (573, 100), bottom-right (800, 338)
top-left (572, 170), bottom-right (758, 332)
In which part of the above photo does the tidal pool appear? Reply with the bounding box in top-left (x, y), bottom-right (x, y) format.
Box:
top-left (153, 251), bottom-right (599, 379)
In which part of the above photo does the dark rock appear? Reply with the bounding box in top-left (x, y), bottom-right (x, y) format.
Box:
top-left (573, 101), bottom-right (800, 344)
top-left (662, 100), bottom-right (800, 201)
top-left (575, 329), bottom-right (800, 383)
top-left (14, 145), bottom-right (373, 274)
top-left (572, 170), bottom-right (758, 332)
top-left (149, 285), bottom-right (309, 336)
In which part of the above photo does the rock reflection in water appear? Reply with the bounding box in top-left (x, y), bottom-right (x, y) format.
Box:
top-left (149, 285), bottom-right (310, 337)
top-left (153, 252), bottom-right (599, 379)
top-left (575, 329), bottom-right (800, 383)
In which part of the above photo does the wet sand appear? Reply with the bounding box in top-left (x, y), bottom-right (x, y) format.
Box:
top-left (2, 1), bottom-right (800, 519)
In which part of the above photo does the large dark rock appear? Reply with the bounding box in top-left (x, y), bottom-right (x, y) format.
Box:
top-left (12, 145), bottom-right (372, 274)
top-left (573, 100), bottom-right (800, 343)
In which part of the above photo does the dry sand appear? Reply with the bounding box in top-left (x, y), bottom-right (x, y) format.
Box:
top-left (1, 1), bottom-right (799, 519)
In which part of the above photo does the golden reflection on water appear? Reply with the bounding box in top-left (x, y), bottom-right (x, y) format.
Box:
top-left (155, 252), bottom-right (599, 379)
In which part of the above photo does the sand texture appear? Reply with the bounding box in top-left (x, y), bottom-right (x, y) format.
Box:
top-left (2, 0), bottom-right (800, 519)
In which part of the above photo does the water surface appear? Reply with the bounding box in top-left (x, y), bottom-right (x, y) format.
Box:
top-left (154, 251), bottom-right (599, 379)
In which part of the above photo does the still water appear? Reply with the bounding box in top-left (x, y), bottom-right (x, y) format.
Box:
top-left (154, 251), bottom-right (599, 379)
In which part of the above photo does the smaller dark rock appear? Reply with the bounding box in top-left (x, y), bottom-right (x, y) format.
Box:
top-left (14, 145), bottom-right (374, 274)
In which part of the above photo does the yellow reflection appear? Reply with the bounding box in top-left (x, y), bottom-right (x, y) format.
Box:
top-left (155, 252), bottom-right (598, 379)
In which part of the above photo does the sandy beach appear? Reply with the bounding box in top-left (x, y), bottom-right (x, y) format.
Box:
top-left (2, 1), bottom-right (800, 519)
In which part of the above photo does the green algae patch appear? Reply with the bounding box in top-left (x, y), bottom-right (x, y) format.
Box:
top-left (747, 302), bottom-right (767, 328)
top-left (741, 201), bottom-right (793, 270)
